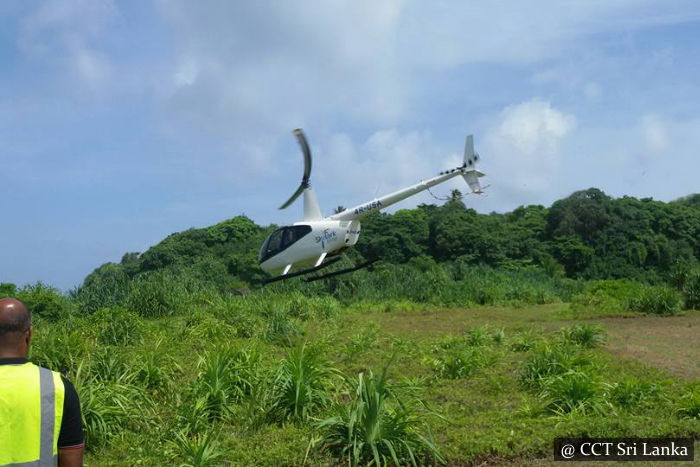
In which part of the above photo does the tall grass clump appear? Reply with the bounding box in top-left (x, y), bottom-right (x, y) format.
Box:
top-left (318, 367), bottom-right (443, 466)
top-left (73, 264), bottom-right (131, 314)
top-left (31, 325), bottom-right (89, 377)
top-left (429, 349), bottom-right (489, 380)
top-left (264, 308), bottom-right (301, 344)
top-left (90, 306), bottom-right (142, 346)
top-left (136, 343), bottom-right (177, 392)
top-left (74, 363), bottom-right (152, 450)
top-left (681, 268), bottom-right (700, 309)
top-left (125, 271), bottom-right (189, 317)
top-left (676, 388), bottom-right (700, 419)
top-left (559, 324), bottom-right (606, 348)
top-left (628, 285), bottom-right (683, 315)
top-left (569, 279), bottom-right (642, 315)
top-left (520, 344), bottom-right (591, 388)
top-left (193, 347), bottom-right (263, 421)
top-left (538, 371), bottom-right (605, 414)
top-left (605, 378), bottom-right (661, 408)
top-left (270, 343), bottom-right (339, 421)
top-left (168, 431), bottom-right (224, 467)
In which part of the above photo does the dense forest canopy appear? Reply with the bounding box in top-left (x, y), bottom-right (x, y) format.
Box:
top-left (80, 188), bottom-right (699, 291)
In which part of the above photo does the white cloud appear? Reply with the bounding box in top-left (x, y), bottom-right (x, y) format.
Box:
top-left (641, 114), bottom-right (668, 152)
top-left (486, 99), bottom-right (576, 194)
top-left (19, 0), bottom-right (116, 88)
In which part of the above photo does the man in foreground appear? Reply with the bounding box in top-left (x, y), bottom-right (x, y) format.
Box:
top-left (0, 298), bottom-right (84, 466)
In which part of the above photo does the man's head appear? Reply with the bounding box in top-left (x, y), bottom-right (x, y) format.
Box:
top-left (0, 298), bottom-right (32, 358)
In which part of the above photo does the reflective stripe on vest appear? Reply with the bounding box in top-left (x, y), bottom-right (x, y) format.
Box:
top-left (0, 363), bottom-right (64, 466)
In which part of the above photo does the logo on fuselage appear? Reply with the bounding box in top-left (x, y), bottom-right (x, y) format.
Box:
top-left (315, 229), bottom-right (338, 250)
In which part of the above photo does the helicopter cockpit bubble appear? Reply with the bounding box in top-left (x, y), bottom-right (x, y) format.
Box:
top-left (258, 224), bottom-right (312, 264)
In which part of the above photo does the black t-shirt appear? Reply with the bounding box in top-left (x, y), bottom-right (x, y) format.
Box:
top-left (0, 357), bottom-right (84, 449)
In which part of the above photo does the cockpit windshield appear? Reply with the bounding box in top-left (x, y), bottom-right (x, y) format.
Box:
top-left (259, 225), bottom-right (312, 263)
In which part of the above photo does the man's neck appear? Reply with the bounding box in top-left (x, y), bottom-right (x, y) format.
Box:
top-left (0, 350), bottom-right (28, 359)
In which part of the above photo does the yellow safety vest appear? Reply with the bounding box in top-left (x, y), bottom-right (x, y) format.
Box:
top-left (0, 362), bottom-right (65, 467)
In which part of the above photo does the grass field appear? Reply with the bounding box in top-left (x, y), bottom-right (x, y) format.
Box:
top-left (32, 301), bottom-right (699, 465)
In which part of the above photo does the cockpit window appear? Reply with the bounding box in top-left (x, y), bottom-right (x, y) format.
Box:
top-left (259, 225), bottom-right (312, 263)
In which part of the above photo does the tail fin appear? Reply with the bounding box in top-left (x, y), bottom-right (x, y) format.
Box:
top-left (462, 134), bottom-right (485, 194)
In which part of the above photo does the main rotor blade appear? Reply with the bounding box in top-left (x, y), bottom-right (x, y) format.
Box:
top-left (294, 128), bottom-right (312, 183)
top-left (279, 183), bottom-right (305, 210)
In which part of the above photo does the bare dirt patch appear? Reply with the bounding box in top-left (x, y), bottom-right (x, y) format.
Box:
top-left (593, 314), bottom-right (700, 380)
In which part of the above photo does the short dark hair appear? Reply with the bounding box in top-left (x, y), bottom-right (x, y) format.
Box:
top-left (0, 305), bottom-right (31, 338)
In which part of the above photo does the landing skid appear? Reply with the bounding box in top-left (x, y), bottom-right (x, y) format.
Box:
top-left (303, 258), bottom-right (379, 283)
top-left (263, 256), bottom-right (342, 284)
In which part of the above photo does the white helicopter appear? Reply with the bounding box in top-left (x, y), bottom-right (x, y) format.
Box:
top-left (259, 129), bottom-right (485, 283)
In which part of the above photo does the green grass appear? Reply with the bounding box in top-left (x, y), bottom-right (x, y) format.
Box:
top-left (20, 292), bottom-right (699, 465)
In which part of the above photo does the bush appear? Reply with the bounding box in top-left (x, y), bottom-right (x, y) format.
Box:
top-left (628, 285), bottom-right (683, 315)
top-left (17, 282), bottom-right (67, 320)
top-left (0, 282), bottom-right (17, 297)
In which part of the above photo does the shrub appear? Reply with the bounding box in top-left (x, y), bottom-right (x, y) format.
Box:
top-left (17, 282), bottom-right (67, 320)
top-left (628, 285), bottom-right (683, 315)
top-left (318, 368), bottom-right (443, 466)
top-left (0, 282), bottom-right (17, 297)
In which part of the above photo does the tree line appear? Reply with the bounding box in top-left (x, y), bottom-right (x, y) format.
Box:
top-left (79, 188), bottom-right (698, 291)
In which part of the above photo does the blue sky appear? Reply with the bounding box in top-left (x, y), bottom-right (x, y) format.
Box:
top-left (2, 0), bottom-right (699, 290)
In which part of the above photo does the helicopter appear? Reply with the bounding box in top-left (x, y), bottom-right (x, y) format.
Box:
top-left (259, 129), bottom-right (485, 283)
